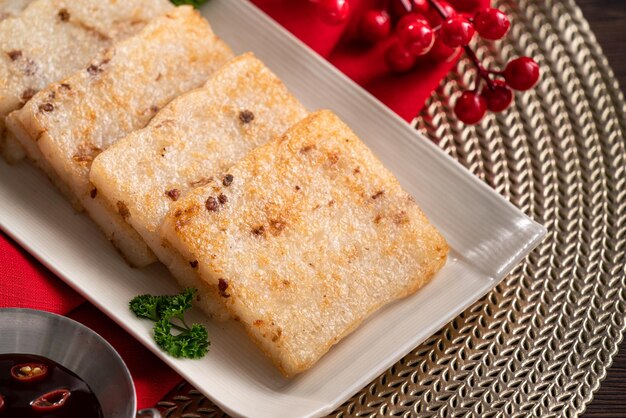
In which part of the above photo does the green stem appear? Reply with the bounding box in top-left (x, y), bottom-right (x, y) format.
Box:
top-left (170, 323), bottom-right (189, 333)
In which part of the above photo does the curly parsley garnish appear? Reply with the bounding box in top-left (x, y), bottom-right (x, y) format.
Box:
top-left (170, 0), bottom-right (209, 8)
top-left (130, 288), bottom-right (209, 359)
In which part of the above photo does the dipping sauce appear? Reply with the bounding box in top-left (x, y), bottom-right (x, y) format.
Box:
top-left (0, 354), bottom-right (103, 417)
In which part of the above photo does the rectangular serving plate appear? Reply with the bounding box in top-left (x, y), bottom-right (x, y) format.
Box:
top-left (0, 1), bottom-right (546, 417)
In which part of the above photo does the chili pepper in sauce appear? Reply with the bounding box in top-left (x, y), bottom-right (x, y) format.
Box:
top-left (0, 353), bottom-right (103, 417)
top-left (10, 363), bottom-right (48, 383)
top-left (30, 388), bottom-right (71, 412)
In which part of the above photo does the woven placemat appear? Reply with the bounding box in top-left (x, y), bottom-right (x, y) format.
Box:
top-left (155, 0), bottom-right (626, 416)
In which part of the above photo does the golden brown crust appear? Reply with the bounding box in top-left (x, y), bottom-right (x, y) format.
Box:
top-left (7, 6), bottom-right (233, 267)
top-left (89, 53), bottom-right (306, 315)
top-left (0, 0), bottom-right (174, 161)
top-left (162, 110), bottom-right (449, 377)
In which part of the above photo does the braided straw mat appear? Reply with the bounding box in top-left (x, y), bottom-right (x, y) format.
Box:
top-left (155, 0), bottom-right (626, 416)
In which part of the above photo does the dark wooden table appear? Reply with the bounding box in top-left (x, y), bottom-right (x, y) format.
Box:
top-left (576, 1), bottom-right (626, 416)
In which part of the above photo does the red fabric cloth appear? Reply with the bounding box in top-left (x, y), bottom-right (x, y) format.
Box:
top-left (251, 0), bottom-right (461, 121)
top-left (0, 0), bottom-right (461, 410)
top-left (0, 234), bottom-right (83, 314)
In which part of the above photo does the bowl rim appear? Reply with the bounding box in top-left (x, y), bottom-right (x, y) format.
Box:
top-left (0, 307), bottom-right (137, 414)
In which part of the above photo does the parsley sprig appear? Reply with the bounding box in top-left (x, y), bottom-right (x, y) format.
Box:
top-left (130, 288), bottom-right (209, 359)
top-left (170, 0), bottom-right (209, 8)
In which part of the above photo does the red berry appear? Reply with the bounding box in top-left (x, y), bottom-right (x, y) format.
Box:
top-left (390, 0), bottom-right (429, 18)
top-left (397, 14), bottom-right (434, 56)
top-left (396, 13), bottom-right (424, 32)
top-left (360, 10), bottom-right (391, 42)
top-left (412, 0), bottom-right (429, 14)
top-left (441, 16), bottom-right (475, 47)
top-left (385, 41), bottom-right (417, 72)
top-left (481, 80), bottom-right (513, 112)
top-left (318, 0), bottom-right (350, 25)
top-left (424, 1), bottom-right (457, 26)
top-left (389, 0), bottom-right (411, 17)
top-left (474, 8), bottom-right (510, 40)
top-left (427, 36), bottom-right (458, 62)
top-left (454, 91), bottom-right (487, 124)
top-left (447, 0), bottom-right (490, 14)
top-left (504, 57), bottom-right (540, 90)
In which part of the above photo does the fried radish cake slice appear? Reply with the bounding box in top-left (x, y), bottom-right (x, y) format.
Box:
top-left (161, 110), bottom-right (449, 376)
top-left (0, 0), bottom-right (173, 162)
top-left (6, 6), bottom-right (233, 267)
top-left (90, 53), bottom-right (307, 318)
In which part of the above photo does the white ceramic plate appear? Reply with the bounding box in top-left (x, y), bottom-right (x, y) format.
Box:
top-left (0, 1), bottom-right (546, 417)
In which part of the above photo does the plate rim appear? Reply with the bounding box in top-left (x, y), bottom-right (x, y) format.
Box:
top-left (0, 1), bottom-right (547, 416)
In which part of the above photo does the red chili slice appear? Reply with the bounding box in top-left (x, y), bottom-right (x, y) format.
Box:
top-left (10, 363), bottom-right (48, 382)
top-left (31, 388), bottom-right (71, 412)
top-left (0, 394), bottom-right (5, 412)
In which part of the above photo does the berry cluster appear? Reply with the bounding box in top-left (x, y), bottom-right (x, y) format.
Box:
top-left (309, 0), bottom-right (540, 124)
